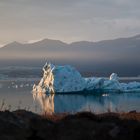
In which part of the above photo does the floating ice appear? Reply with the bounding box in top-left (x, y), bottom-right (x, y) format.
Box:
top-left (32, 62), bottom-right (140, 112)
top-left (120, 81), bottom-right (140, 92)
top-left (25, 83), bottom-right (29, 87)
top-left (85, 77), bottom-right (105, 90)
top-left (32, 62), bottom-right (55, 114)
top-left (33, 62), bottom-right (140, 94)
top-left (53, 65), bottom-right (86, 92)
top-left (110, 73), bottom-right (119, 81)
top-left (15, 85), bottom-right (18, 89)
top-left (20, 84), bottom-right (24, 88)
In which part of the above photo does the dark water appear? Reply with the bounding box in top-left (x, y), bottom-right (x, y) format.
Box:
top-left (0, 79), bottom-right (140, 114)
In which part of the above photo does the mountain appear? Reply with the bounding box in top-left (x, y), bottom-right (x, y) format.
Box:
top-left (0, 39), bottom-right (68, 59)
top-left (0, 35), bottom-right (140, 76)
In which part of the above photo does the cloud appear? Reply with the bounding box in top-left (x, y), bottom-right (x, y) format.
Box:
top-left (0, 44), bottom-right (6, 48)
top-left (0, 0), bottom-right (140, 43)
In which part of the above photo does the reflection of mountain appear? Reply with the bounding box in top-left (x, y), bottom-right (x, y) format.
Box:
top-left (0, 34), bottom-right (140, 76)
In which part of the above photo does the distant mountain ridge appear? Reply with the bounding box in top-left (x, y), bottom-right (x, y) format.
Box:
top-left (1, 34), bottom-right (140, 59)
top-left (0, 34), bottom-right (140, 76)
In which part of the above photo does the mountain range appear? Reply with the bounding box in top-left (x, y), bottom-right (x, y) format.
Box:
top-left (0, 34), bottom-right (140, 76)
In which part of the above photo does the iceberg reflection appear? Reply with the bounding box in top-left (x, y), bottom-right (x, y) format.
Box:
top-left (32, 90), bottom-right (55, 114)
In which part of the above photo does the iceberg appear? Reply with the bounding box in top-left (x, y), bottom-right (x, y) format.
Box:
top-left (53, 65), bottom-right (86, 93)
top-left (32, 62), bottom-right (140, 113)
top-left (120, 82), bottom-right (140, 92)
top-left (33, 62), bottom-right (140, 94)
top-left (102, 73), bottom-right (122, 91)
top-left (85, 77), bottom-right (105, 90)
top-left (32, 62), bottom-right (86, 95)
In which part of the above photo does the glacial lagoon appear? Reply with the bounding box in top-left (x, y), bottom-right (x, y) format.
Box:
top-left (0, 78), bottom-right (140, 114)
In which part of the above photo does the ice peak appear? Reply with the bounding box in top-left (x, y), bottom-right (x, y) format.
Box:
top-left (110, 73), bottom-right (119, 81)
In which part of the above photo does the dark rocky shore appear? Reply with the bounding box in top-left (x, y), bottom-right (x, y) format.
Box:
top-left (0, 110), bottom-right (140, 140)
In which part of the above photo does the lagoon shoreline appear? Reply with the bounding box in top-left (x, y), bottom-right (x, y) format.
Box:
top-left (0, 110), bottom-right (140, 140)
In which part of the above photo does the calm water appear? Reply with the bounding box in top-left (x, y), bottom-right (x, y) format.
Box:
top-left (0, 79), bottom-right (140, 114)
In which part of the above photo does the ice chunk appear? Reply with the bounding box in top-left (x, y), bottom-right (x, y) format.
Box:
top-left (85, 77), bottom-right (105, 90)
top-left (32, 62), bottom-right (140, 113)
top-left (85, 73), bottom-right (122, 91)
top-left (102, 73), bottom-right (122, 91)
top-left (103, 80), bottom-right (122, 91)
top-left (33, 62), bottom-right (55, 95)
top-left (32, 62), bottom-right (85, 113)
top-left (53, 65), bottom-right (86, 92)
top-left (127, 82), bottom-right (140, 89)
top-left (33, 62), bottom-right (140, 94)
top-left (110, 73), bottom-right (119, 81)
top-left (119, 83), bottom-right (128, 90)
top-left (120, 81), bottom-right (140, 92)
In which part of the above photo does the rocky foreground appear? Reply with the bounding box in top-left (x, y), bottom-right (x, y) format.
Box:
top-left (0, 110), bottom-right (140, 140)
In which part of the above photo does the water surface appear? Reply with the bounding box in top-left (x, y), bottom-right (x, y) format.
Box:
top-left (0, 79), bottom-right (140, 114)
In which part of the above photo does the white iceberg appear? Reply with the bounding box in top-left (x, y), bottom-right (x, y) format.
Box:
top-left (33, 62), bottom-right (140, 94)
top-left (32, 62), bottom-right (140, 113)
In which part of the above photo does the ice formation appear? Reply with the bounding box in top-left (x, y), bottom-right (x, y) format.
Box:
top-left (32, 62), bottom-right (140, 112)
top-left (109, 73), bottom-right (119, 81)
top-left (32, 62), bottom-right (55, 114)
top-left (33, 62), bottom-right (140, 94)
top-left (53, 65), bottom-right (86, 92)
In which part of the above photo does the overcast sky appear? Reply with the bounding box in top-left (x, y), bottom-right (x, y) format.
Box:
top-left (0, 0), bottom-right (140, 45)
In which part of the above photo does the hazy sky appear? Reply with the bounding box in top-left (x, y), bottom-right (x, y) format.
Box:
top-left (0, 0), bottom-right (140, 45)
